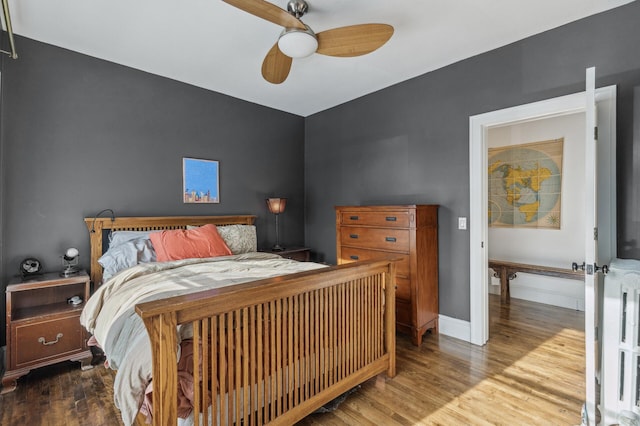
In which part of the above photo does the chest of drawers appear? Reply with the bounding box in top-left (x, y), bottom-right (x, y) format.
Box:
top-left (335, 205), bottom-right (439, 345)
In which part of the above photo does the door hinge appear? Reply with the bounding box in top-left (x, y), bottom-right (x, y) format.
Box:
top-left (594, 227), bottom-right (598, 240)
top-left (594, 126), bottom-right (598, 141)
top-left (481, 241), bottom-right (484, 248)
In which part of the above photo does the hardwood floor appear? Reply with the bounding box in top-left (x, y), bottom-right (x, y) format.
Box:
top-left (0, 295), bottom-right (585, 425)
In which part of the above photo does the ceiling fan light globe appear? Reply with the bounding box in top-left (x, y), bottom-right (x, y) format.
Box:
top-left (278, 29), bottom-right (318, 58)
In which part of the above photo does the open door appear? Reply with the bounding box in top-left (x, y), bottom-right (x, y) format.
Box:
top-left (582, 66), bottom-right (600, 425)
top-left (580, 67), bottom-right (617, 426)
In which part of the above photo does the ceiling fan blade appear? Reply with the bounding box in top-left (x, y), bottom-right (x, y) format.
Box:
top-left (222, 0), bottom-right (306, 29)
top-left (262, 42), bottom-right (293, 84)
top-left (316, 23), bottom-right (394, 57)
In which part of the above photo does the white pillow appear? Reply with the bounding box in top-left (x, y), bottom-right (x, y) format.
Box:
top-left (216, 225), bottom-right (257, 254)
top-left (187, 224), bottom-right (257, 254)
top-left (99, 237), bottom-right (156, 282)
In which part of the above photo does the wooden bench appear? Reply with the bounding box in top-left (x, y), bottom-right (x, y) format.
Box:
top-left (488, 259), bottom-right (584, 303)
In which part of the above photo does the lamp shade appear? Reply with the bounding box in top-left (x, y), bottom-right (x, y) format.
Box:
top-left (278, 28), bottom-right (318, 58)
top-left (64, 247), bottom-right (79, 261)
top-left (266, 198), bottom-right (287, 214)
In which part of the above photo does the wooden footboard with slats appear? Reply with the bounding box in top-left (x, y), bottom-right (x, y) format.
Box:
top-left (135, 259), bottom-right (397, 426)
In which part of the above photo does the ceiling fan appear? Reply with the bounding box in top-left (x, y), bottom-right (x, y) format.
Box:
top-left (222, 0), bottom-right (394, 84)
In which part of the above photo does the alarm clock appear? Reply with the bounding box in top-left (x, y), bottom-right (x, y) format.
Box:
top-left (20, 257), bottom-right (42, 278)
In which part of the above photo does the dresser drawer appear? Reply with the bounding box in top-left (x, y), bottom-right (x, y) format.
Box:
top-left (395, 277), bottom-right (411, 301)
top-left (396, 299), bottom-right (412, 327)
top-left (340, 211), bottom-right (411, 228)
top-left (11, 314), bottom-right (85, 368)
top-left (340, 227), bottom-right (410, 252)
top-left (339, 247), bottom-right (410, 277)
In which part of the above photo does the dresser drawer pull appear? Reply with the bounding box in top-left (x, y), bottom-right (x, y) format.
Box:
top-left (385, 216), bottom-right (397, 221)
top-left (349, 234), bottom-right (359, 239)
top-left (38, 333), bottom-right (63, 346)
top-left (350, 255), bottom-right (359, 260)
top-left (349, 215), bottom-right (359, 220)
top-left (385, 237), bottom-right (397, 242)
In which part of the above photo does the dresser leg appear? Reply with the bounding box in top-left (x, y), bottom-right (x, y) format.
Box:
top-left (79, 356), bottom-right (95, 371)
top-left (412, 330), bottom-right (423, 346)
top-left (412, 319), bottom-right (439, 346)
top-left (1, 373), bottom-right (20, 394)
top-left (69, 351), bottom-right (95, 371)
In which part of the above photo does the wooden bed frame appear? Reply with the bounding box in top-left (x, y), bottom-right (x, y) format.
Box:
top-left (85, 215), bottom-right (397, 425)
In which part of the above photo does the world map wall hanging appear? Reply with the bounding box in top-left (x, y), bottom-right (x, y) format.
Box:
top-left (488, 138), bottom-right (563, 229)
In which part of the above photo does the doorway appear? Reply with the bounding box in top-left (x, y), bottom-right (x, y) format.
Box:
top-left (469, 80), bottom-right (617, 425)
top-left (487, 112), bottom-right (586, 311)
top-left (469, 85), bottom-right (616, 346)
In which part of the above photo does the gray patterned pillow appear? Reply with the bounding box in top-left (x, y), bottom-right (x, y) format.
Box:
top-left (217, 225), bottom-right (257, 254)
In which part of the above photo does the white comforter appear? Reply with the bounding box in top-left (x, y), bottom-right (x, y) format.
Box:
top-left (80, 252), bottom-right (326, 426)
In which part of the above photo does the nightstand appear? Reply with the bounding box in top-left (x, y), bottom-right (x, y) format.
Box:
top-left (2, 271), bottom-right (92, 393)
top-left (262, 247), bottom-right (311, 262)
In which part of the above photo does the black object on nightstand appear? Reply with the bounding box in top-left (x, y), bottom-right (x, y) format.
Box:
top-left (261, 246), bottom-right (311, 262)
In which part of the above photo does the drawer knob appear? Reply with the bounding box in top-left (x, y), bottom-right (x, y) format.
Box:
top-left (38, 333), bottom-right (63, 346)
top-left (349, 234), bottom-right (359, 239)
top-left (385, 237), bottom-right (397, 242)
top-left (385, 216), bottom-right (397, 221)
top-left (350, 255), bottom-right (359, 260)
top-left (350, 216), bottom-right (359, 220)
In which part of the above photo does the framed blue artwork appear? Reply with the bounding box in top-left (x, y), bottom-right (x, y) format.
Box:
top-left (183, 157), bottom-right (220, 203)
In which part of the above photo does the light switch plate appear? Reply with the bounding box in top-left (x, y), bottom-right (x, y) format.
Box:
top-left (458, 217), bottom-right (467, 230)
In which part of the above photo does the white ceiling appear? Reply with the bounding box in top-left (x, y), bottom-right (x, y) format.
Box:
top-left (4, 0), bottom-right (634, 116)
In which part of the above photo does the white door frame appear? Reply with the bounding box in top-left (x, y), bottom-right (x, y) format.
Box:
top-left (468, 86), bottom-right (616, 346)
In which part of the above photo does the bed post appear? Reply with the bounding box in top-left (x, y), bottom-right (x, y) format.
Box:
top-left (85, 218), bottom-right (104, 287)
top-left (141, 312), bottom-right (179, 426)
top-left (385, 261), bottom-right (397, 378)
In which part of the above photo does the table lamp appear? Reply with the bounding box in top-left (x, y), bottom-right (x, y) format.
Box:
top-left (266, 198), bottom-right (287, 251)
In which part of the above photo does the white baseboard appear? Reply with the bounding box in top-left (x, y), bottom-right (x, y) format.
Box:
top-left (439, 314), bottom-right (471, 342)
top-left (488, 271), bottom-right (585, 311)
top-left (510, 285), bottom-right (584, 311)
top-left (509, 275), bottom-right (585, 311)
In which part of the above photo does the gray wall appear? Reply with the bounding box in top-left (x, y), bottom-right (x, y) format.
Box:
top-left (1, 2), bottom-right (639, 347)
top-left (304, 1), bottom-right (640, 322)
top-left (0, 37), bottom-right (306, 345)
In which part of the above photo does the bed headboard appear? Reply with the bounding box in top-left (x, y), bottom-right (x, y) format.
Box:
top-left (84, 215), bottom-right (257, 286)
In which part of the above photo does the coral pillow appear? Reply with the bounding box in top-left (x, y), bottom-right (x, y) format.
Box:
top-left (149, 224), bottom-right (232, 262)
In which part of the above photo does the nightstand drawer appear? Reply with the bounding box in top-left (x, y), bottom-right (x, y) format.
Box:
top-left (261, 247), bottom-right (311, 262)
top-left (11, 314), bottom-right (85, 368)
top-left (339, 227), bottom-right (410, 252)
top-left (278, 249), bottom-right (310, 262)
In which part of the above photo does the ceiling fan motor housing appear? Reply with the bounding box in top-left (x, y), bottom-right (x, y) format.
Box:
top-left (286, 0), bottom-right (309, 18)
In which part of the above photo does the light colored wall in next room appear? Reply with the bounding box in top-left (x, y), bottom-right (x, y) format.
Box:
top-left (488, 112), bottom-right (585, 311)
